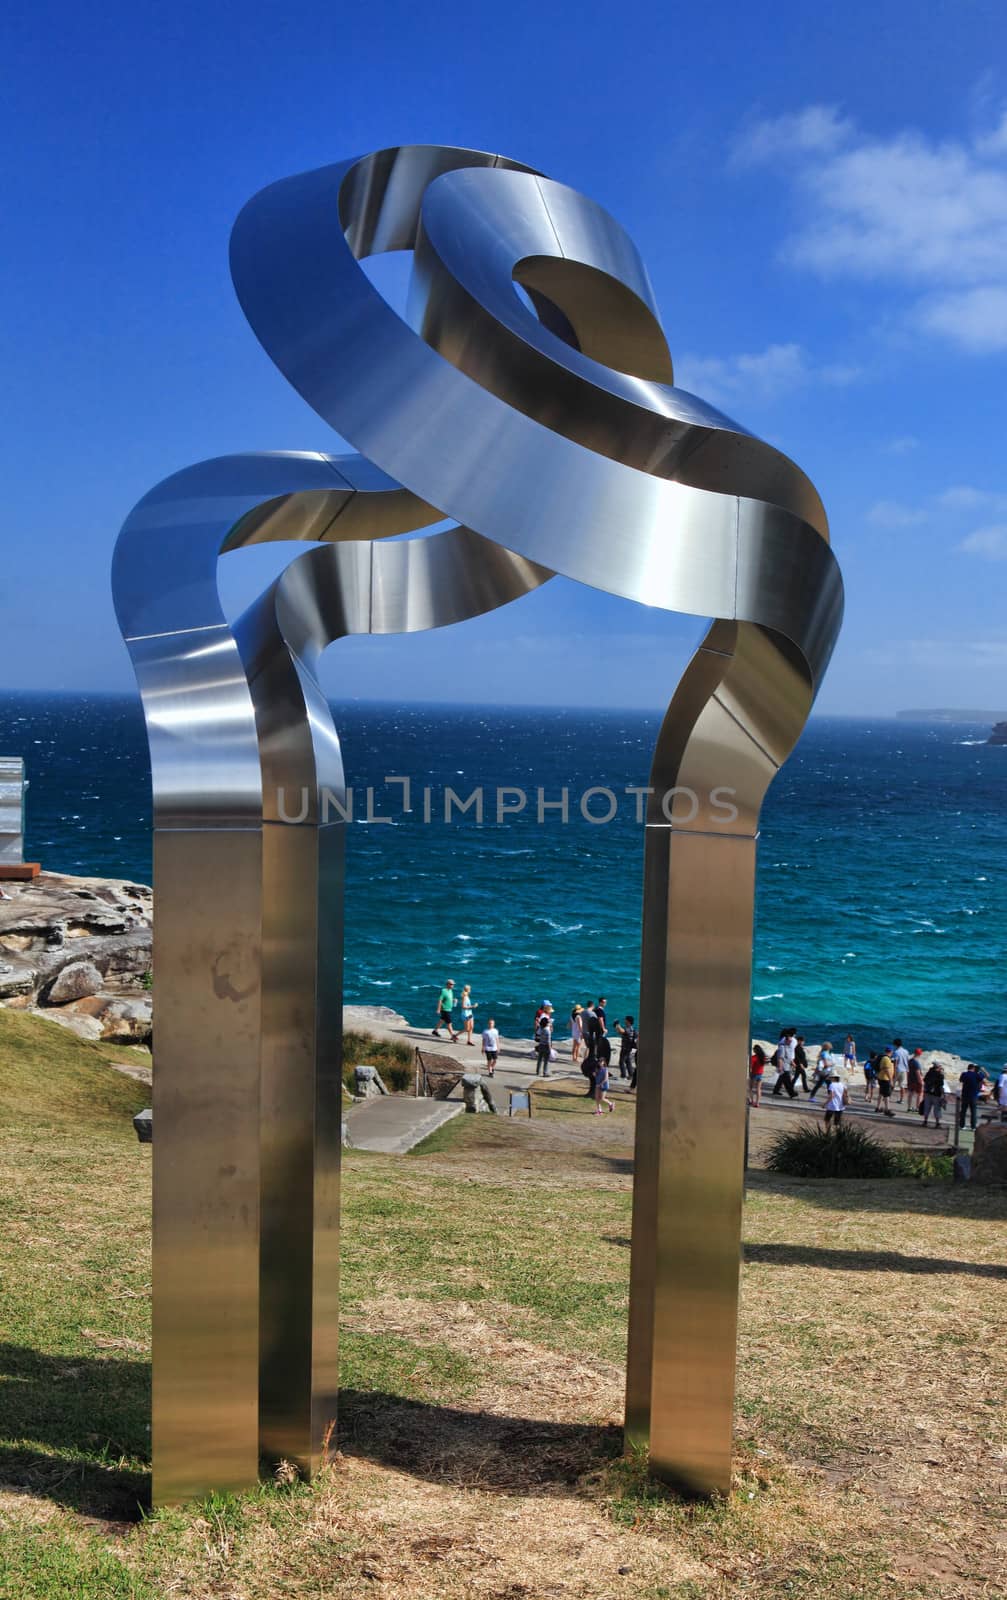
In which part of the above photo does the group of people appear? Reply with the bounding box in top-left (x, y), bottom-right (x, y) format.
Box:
top-left (431, 980), bottom-right (639, 1115)
top-left (536, 998), bottom-right (639, 1114)
top-left (749, 1027), bottom-right (1007, 1131)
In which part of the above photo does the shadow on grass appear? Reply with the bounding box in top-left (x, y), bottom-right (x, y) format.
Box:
top-left (0, 1343), bottom-right (150, 1519)
top-left (337, 1388), bottom-right (621, 1493)
top-left (744, 1241), bottom-right (1007, 1278)
top-left (747, 1169), bottom-right (1007, 1219)
top-left (0, 1345), bottom-right (620, 1517)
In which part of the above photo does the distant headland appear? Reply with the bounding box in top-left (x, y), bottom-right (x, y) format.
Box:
top-left (896, 709), bottom-right (1007, 723)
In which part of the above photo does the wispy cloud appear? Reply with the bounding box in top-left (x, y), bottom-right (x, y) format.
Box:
top-left (676, 341), bottom-right (860, 405)
top-left (867, 499), bottom-right (928, 529)
top-left (958, 524), bottom-right (1007, 559)
top-left (734, 103), bottom-right (1007, 352)
top-left (884, 435), bottom-right (919, 455)
top-left (865, 483), bottom-right (1007, 560)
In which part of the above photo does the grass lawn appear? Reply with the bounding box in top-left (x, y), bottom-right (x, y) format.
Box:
top-left (1, 1008), bottom-right (1005, 1598)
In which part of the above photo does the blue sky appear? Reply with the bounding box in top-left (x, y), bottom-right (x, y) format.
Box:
top-left (2, 0), bottom-right (1006, 713)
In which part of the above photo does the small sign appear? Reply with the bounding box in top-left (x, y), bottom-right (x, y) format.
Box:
top-left (508, 1088), bottom-right (532, 1118)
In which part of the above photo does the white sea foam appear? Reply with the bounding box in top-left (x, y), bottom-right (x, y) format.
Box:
top-left (754, 992), bottom-right (784, 1001)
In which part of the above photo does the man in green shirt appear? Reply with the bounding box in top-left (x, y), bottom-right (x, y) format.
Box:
top-left (433, 979), bottom-right (459, 1042)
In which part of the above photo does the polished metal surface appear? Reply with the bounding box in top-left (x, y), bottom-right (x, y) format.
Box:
top-left (112, 143), bottom-right (842, 1505)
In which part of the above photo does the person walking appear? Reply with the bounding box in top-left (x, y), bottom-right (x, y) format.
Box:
top-left (750, 1045), bottom-right (767, 1106)
top-left (534, 1010), bottom-right (553, 1077)
top-left (596, 996), bottom-right (608, 1032)
top-left (824, 1074), bottom-right (849, 1128)
top-left (808, 1042), bottom-right (836, 1103)
top-left (906, 1047), bottom-right (924, 1112)
top-left (570, 1004), bottom-right (584, 1066)
top-left (958, 1063), bottom-right (983, 1130)
top-left (771, 1040), bottom-right (798, 1098)
top-left (459, 984), bottom-right (477, 1045)
top-left (875, 1048), bottom-right (895, 1115)
top-left (844, 1033), bottom-right (858, 1073)
top-left (892, 1039), bottom-right (910, 1104)
top-left (615, 1015), bottom-right (638, 1079)
top-left (433, 978), bottom-right (459, 1042)
top-left (921, 1062), bottom-right (945, 1128)
top-left (593, 1046), bottom-right (615, 1114)
top-left (997, 1067), bottom-right (1007, 1124)
top-left (481, 1018), bottom-right (500, 1076)
top-left (863, 1051), bottom-right (877, 1105)
top-left (792, 1033), bottom-right (810, 1093)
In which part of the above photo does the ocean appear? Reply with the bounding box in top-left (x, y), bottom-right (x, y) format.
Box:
top-left (1, 692), bottom-right (1004, 1064)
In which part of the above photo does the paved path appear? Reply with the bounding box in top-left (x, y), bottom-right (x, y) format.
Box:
top-left (345, 1095), bottom-right (464, 1154)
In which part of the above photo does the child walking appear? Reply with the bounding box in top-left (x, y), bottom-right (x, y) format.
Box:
top-left (594, 1050), bottom-right (615, 1114)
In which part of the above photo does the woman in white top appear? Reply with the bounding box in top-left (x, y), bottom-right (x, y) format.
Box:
top-left (460, 984), bottom-right (477, 1045)
top-left (570, 1005), bottom-right (584, 1065)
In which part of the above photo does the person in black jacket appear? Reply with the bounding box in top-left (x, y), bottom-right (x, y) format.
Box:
top-left (921, 1062), bottom-right (945, 1128)
top-left (615, 1015), bottom-right (638, 1079)
top-left (792, 1035), bottom-right (810, 1093)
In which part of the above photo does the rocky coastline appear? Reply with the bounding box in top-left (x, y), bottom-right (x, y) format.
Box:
top-left (0, 871), bottom-right (152, 1043)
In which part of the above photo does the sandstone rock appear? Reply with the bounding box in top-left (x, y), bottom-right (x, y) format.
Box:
top-left (45, 960), bottom-right (104, 1005)
top-left (0, 953), bottom-right (37, 999)
top-left (67, 995), bottom-right (153, 1045)
top-left (37, 1006), bottom-right (105, 1043)
top-left (0, 872), bottom-right (152, 1022)
top-left (970, 1122), bottom-right (1007, 1184)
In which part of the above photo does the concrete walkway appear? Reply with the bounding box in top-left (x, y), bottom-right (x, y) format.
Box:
top-left (345, 1095), bottom-right (464, 1154)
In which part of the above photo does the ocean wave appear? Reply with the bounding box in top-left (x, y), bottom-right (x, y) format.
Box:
top-left (754, 992), bottom-right (785, 1001)
top-left (534, 917), bottom-right (585, 934)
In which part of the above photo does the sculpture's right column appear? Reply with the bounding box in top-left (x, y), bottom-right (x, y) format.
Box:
top-left (625, 820), bottom-right (757, 1496)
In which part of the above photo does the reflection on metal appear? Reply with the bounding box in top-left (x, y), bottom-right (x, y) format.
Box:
top-left (112, 145), bottom-right (842, 1505)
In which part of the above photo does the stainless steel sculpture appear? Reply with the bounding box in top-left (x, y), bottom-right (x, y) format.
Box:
top-left (112, 144), bottom-right (843, 1506)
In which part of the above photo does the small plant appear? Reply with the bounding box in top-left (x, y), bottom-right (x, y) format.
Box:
top-left (765, 1121), bottom-right (897, 1179)
top-left (341, 1030), bottom-right (414, 1093)
top-left (140, 969), bottom-right (153, 991)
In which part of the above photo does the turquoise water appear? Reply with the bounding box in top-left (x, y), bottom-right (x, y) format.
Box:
top-left (2, 693), bottom-right (1004, 1063)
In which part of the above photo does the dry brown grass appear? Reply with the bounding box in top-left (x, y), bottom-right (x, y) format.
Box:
top-left (2, 1039), bottom-right (1006, 1599)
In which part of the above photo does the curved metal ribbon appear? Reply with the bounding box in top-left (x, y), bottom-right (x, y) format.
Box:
top-left (113, 143), bottom-right (843, 1504)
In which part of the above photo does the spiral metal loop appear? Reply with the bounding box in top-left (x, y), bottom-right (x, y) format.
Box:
top-left (112, 145), bottom-right (843, 1506)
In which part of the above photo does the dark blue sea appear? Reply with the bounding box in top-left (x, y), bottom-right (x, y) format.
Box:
top-left (1, 692), bottom-right (1004, 1064)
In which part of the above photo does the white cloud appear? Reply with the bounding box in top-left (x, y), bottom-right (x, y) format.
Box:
top-left (731, 105), bottom-right (854, 167)
top-left (958, 523), bottom-right (1007, 559)
top-left (884, 435), bottom-right (919, 454)
top-left (867, 500), bottom-right (928, 528)
top-left (737, 104), bottom-right (1007, 352)
top-left (975, 106), bottom-right (1007, 158)
top-left (939, 485), bottom-right (1007, 512)
top-left (676, 341), bottom-right (859, 405)
top-left (918, 285), bottom-right (1007, 351)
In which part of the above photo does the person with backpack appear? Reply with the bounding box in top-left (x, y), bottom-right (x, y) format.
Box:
top-left (771, 1038), bottom-right (798, 1098)
top-left (615, 1015), bottom-right (638, 1079)
top-left (534, 1009), bottom-right (553, 1077)
top-left (875, 1048), bottom-right (895, 1115)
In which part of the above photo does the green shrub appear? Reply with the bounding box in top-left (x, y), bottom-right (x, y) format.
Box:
top-left (765, 1121), bottom-right (898, 1179)
top-left (888, 1148), bottom-right (954, 1181)
top-left (341, 1030), bottom-right (414, 1094)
